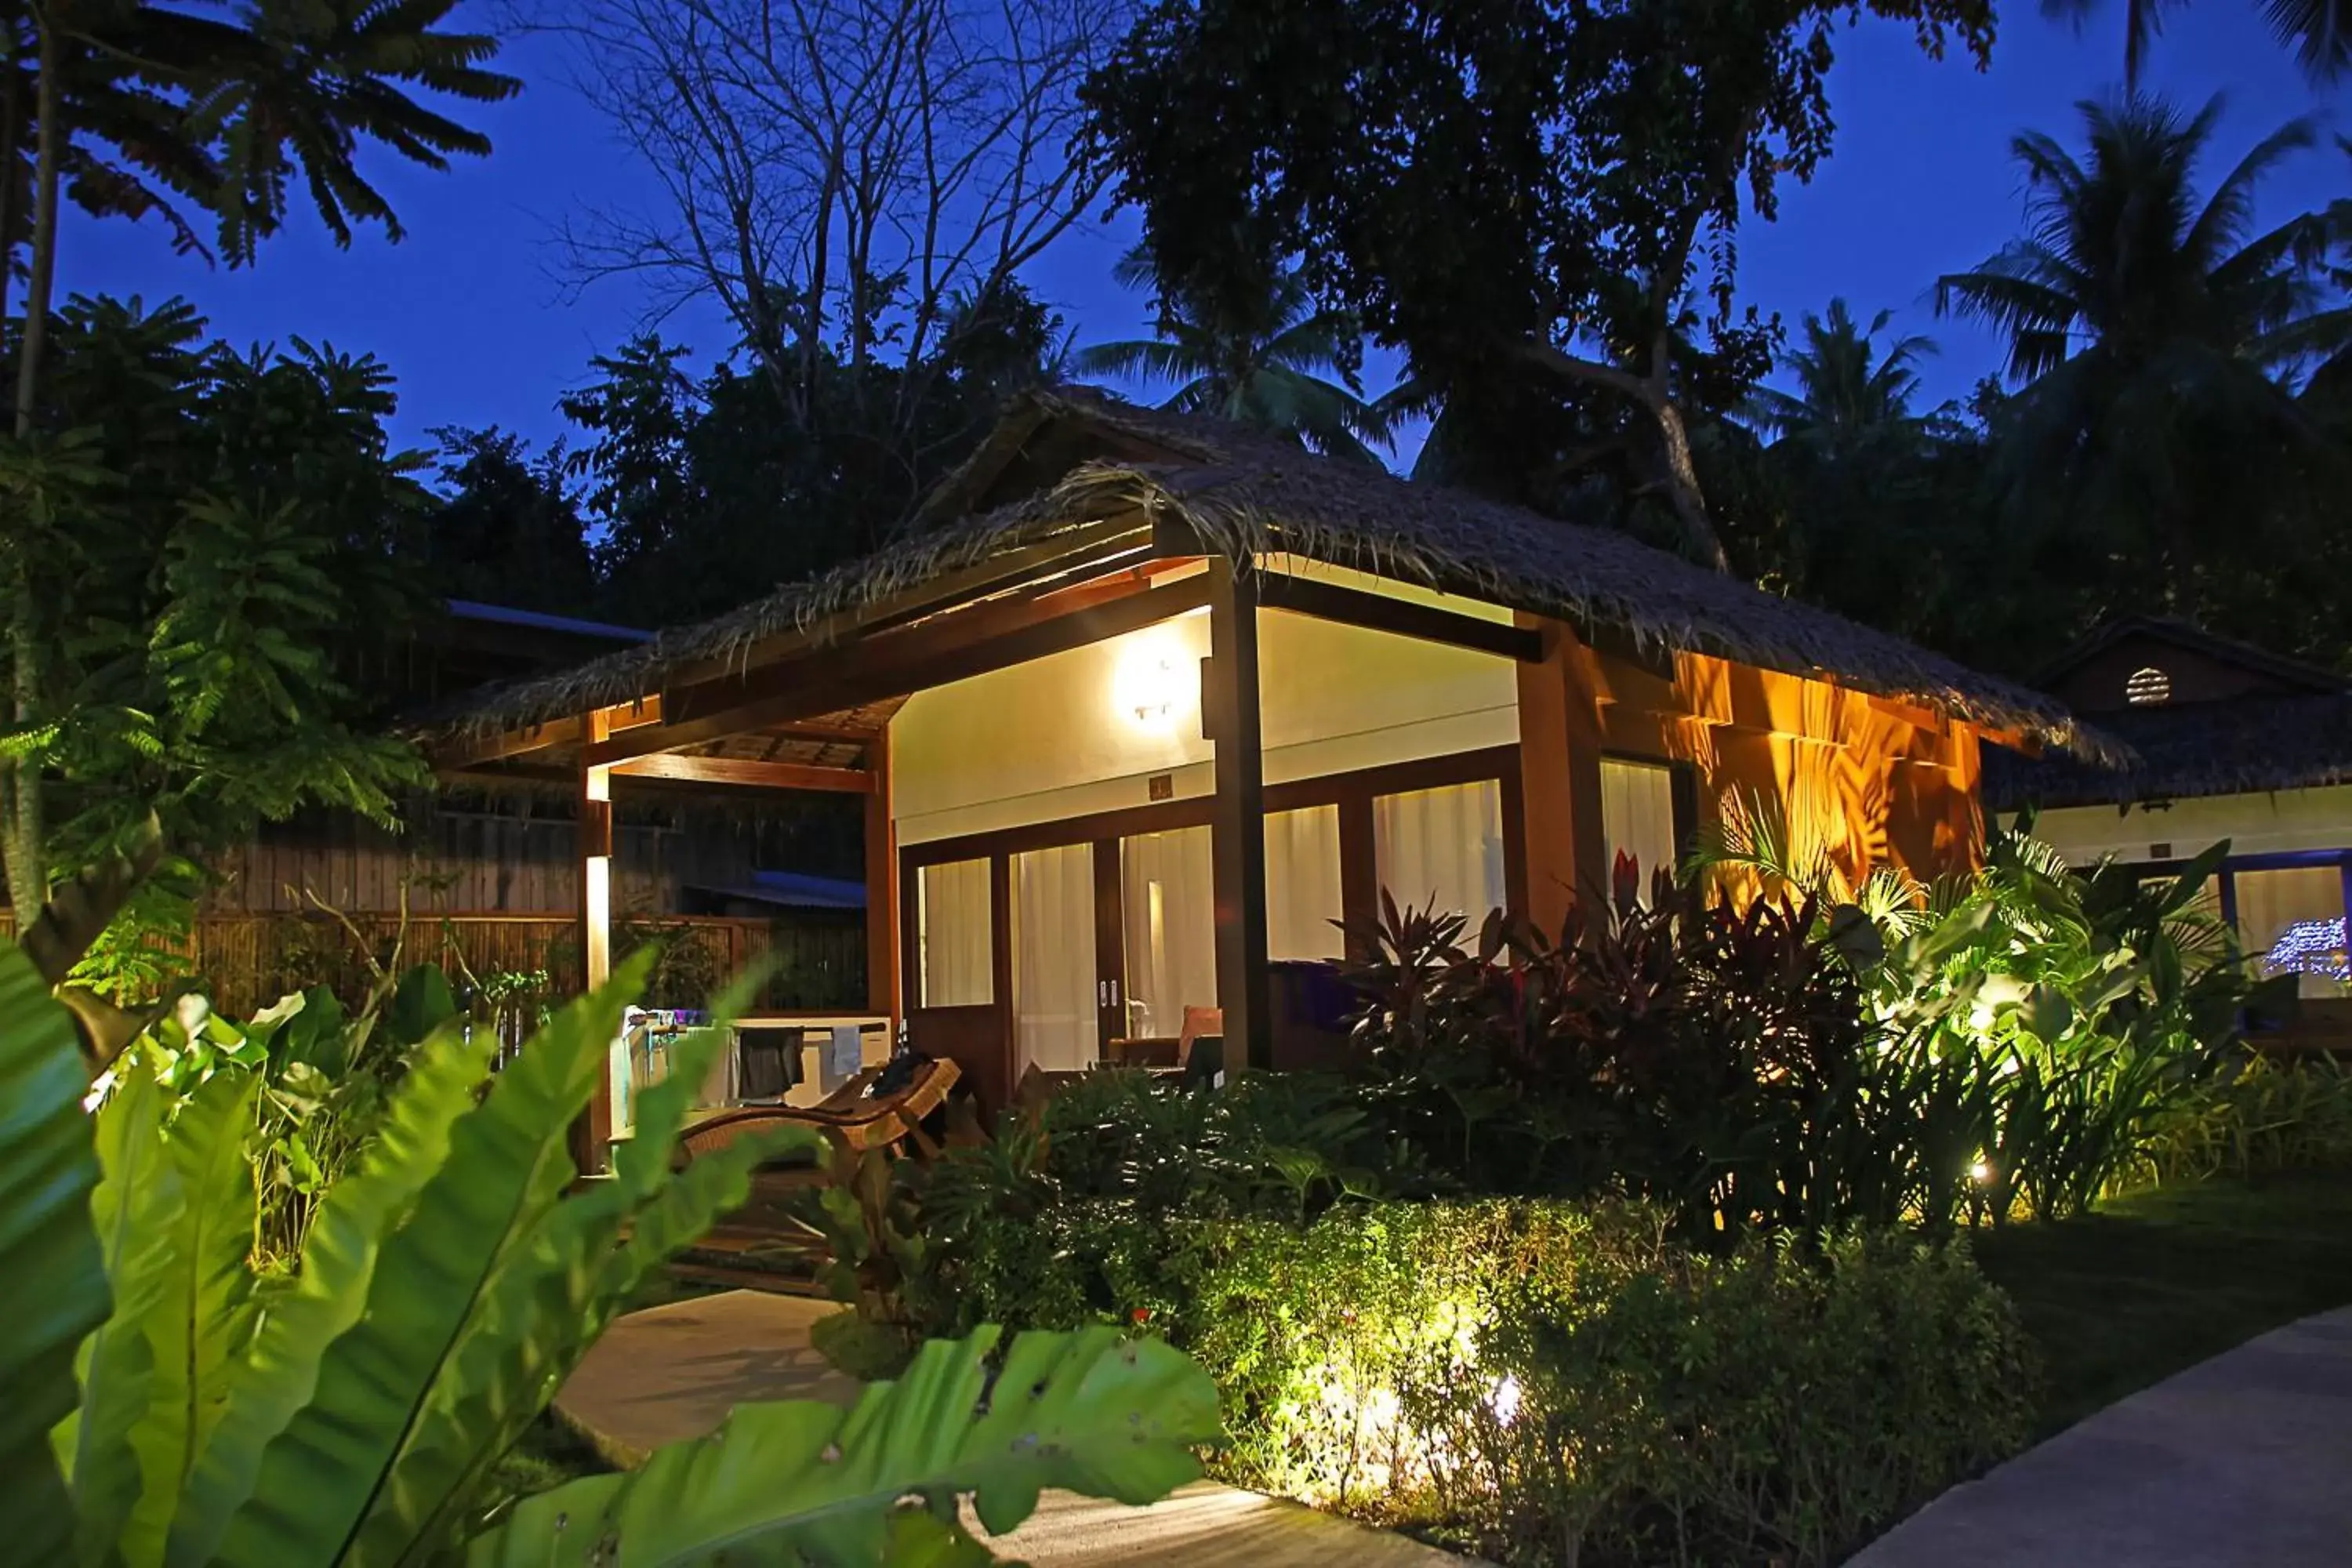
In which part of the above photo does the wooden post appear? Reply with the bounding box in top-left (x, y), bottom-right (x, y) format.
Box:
top-left (1514, 615), bottom-right (1609, 937)
top-left (576, 710), bottom-right (615, 1174)
top-left (1204, 557), bottom-right (1272, 1070)
top-left (864, 722), bottom-right (901, 1018)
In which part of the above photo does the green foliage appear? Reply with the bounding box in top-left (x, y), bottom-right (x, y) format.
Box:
top-left (1127, 1198), bottom-right (2031, 1568)
top-left (2139, 1051), bottom-right (2352, 1184)
top-left (1076, 245), bottom-right (1392, 461)
top-left (894, 1069), bottom-right (1416, 1344)
top-left (1084, 0), bottom-right (1995, 557)
top-left (9, 935), bottom-right (1218, 1566)
top-left (0, 296), bottom-right (432, 941)
top-left (470, 1327), bottom-right (1219, 1567)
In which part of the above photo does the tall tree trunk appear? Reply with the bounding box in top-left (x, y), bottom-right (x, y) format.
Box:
top-left (0, 19), bottom-right (22, 331)
top-left (2, 9), bottom-right (59, 916)
top-left (1518, 339), bottom-right (1731, 573)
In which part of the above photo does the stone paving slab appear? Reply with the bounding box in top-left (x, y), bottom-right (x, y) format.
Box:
top-left (1852, 1306), bottom-right (2352, 1568)
top-left (554, 1289), bottom-right (1463, 1566)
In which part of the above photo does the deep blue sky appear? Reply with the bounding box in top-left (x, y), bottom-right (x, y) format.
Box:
top-left (73, 2), bottom-right (2348, 465)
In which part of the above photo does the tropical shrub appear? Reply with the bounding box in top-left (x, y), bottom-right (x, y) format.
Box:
top-left (2138, 1049), bottom-right (2352, 1184)
top-left (6, 924), bottom-right (1220, 1566)
top-left (1188, 1200), bottom-right (2031, 1568)
top-left (879, 1067), bottom-right (1414, 1346)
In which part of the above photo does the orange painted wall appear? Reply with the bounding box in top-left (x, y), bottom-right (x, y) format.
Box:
top-left (1517, 616), bottom-right (1985, 919)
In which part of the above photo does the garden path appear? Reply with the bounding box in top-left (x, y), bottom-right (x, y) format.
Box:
top-left (554, 1290), bottom-right (1467, 1566)
top-left (1853, 1305), bottom-right (2352, 1567)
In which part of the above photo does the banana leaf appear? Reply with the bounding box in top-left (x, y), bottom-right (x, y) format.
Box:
top-left (125, 1073), bottom-right (261, 1568)
top-left (170, 1027), bottom-right (499, 1566)
top-left (0, 944), bottom-right (109, 1567)
top-left (463, 1326), bottom-right (1221, 1567)
top-left (206, 956), bottom-right (652, 1565)
top-left (64, 1065), bottom-right (179, 1566)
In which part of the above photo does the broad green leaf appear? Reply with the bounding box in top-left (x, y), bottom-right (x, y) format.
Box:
top-left (361, 970), bottom-right (806, 1564)
top-left (385, 965), bottom-right (459, 1050)
top-left (169, 1027), bottom-right (498, 1567)
top-left (64, 1065), bottom-right (180, 1567)
top-left (209, 955), bottom-right (653, 1567)
top-left (125, 1073), bottom-right (261, 1568)
top-left (0, 944), bottom-right (110, 1567)
top-left (463, 1327), bottom-right (1221, 1568)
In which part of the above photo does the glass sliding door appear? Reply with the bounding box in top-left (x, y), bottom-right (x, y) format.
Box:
top-left (1120, 826), bottom-right (1218, 1041)
top-left (1011, 844), bottom-right (1100, 1072)
top-left (1374, 779), bottom-right (1506, 924)
top-left (1266, 804), bottom-right (1345, 960)
top-left (916, 858), bottom-right (993, 1007)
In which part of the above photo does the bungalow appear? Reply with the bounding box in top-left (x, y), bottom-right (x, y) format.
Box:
top-left (1985, 617), bottom-right (2352, 1004)
top-left (425, 389), bottom-right (2095, 1161)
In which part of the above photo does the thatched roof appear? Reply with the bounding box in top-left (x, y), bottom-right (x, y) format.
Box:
top-left (426, 387), bottom-right (2105, 759)
top-left (1985, 691), bottom-right (2352, 810)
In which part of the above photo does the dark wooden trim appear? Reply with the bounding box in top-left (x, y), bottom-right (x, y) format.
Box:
top-left (1207, 560), bottom-right (1272, 1070)
top-left (592, 571), bottom-right (1217, 764)
top-left (898, 744), bottom-right (1525, 870)
top-left (898, 844), bottom-right (923, 1010)
top-left (866, 727), bottom-right (899, 1018)
top-left (608, 753), bottom-right (875, 793)
top-left (989, 852), bottom-right (1015, 1084)
top-left (1338, 793), bottom-right (1379, 961)
top-left (1258, 573), bottom-right (1543, 662)
top-left (1092, 840), bottom-right (1126, 1048)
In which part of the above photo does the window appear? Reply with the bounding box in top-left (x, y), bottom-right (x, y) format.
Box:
top-left (1011, 844), bottom-right (1098, 1072)
top-left (2125, 666), bottom-right (2172, 706)
top-left (1266, 804), bottom-right (1345, 960)
top-left (1601, 758), bottom-right (1680, 899)
top-left (1121, 827), bottom-right (1218, 1040)
top-left (2235, 866), bottom-right (2347, 999)
top-left (1374, 779), bottom-right (1506, 924)
top-left (916, 858), bottom-right (993, 1007)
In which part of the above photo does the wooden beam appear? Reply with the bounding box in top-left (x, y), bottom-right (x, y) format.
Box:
top-left (608, 753), bottom-right (874, 793)
top-left (589, 571), bottom-right (1215, 765)
top-left (430, 715), bottom-right (583, 769)
top-left (866, 725), bottom-right (900, 1018)
top-left (1205, 558), bottom-right (1272, 1072)
top-left (1257, 573), bottom-right (1543, 662)
top-left (577, 708), bottom-right (615, 1176)
top-left (1515, 615), bottom-right (1609, 935)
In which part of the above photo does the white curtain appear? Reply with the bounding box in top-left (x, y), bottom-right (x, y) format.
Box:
top-left (1121, 826), bottom-right (1218, 1040)
top-left (1266, 804), bottom-right (1345, 960)
top-left (1601, 758), bottom-right (1679, 901)
top-left (1013, 844), bottom-right (1099, 1072)
top-left (2234, 866), bottom-right (2347, 998)
top-left (917, 858), bottom-right (993, 1007)
top-left (1374, 779), bottom-right (1506, 925)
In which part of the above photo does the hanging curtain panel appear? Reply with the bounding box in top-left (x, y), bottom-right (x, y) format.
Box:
top-left (1012, 844), bottom-right (1099, 1073)
top-left (1121, 826), bottom-right (1218, 1040)
top-left (1374, 779), bottom-right (1506, 927)
top-left (1601, 757), bottom-right (1680, 901)
top-left (916, 858), bottom-right (993, 1007)
top-left (1265, 804), bottom-right (1345, 960)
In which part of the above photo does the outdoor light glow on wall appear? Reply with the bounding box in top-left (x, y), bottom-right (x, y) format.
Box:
top-left (1114, 638), bottom-right (1186, 728)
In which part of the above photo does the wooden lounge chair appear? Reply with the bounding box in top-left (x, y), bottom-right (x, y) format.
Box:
top-left (675, 1055), bottom-right (961, 1165)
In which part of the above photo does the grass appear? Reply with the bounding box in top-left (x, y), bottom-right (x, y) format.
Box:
top-left (1971, 1169), bottom-right (2352, 1433)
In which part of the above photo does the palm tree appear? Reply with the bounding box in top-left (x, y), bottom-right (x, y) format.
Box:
top-left (1936, 93), bottom-right (2350, 619)
top-left (2043, 0), bottom-right (2352, 86)
top-left (0, 0), bottom-right (514, 917)
top-left (1744, 299), bottom-right (1937, 443)
top-left (1077, 249), bottom-right (1393, 463)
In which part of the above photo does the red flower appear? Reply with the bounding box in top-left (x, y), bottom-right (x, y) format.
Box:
top-left (1131, 1307), bottom-right (1152, 1324)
